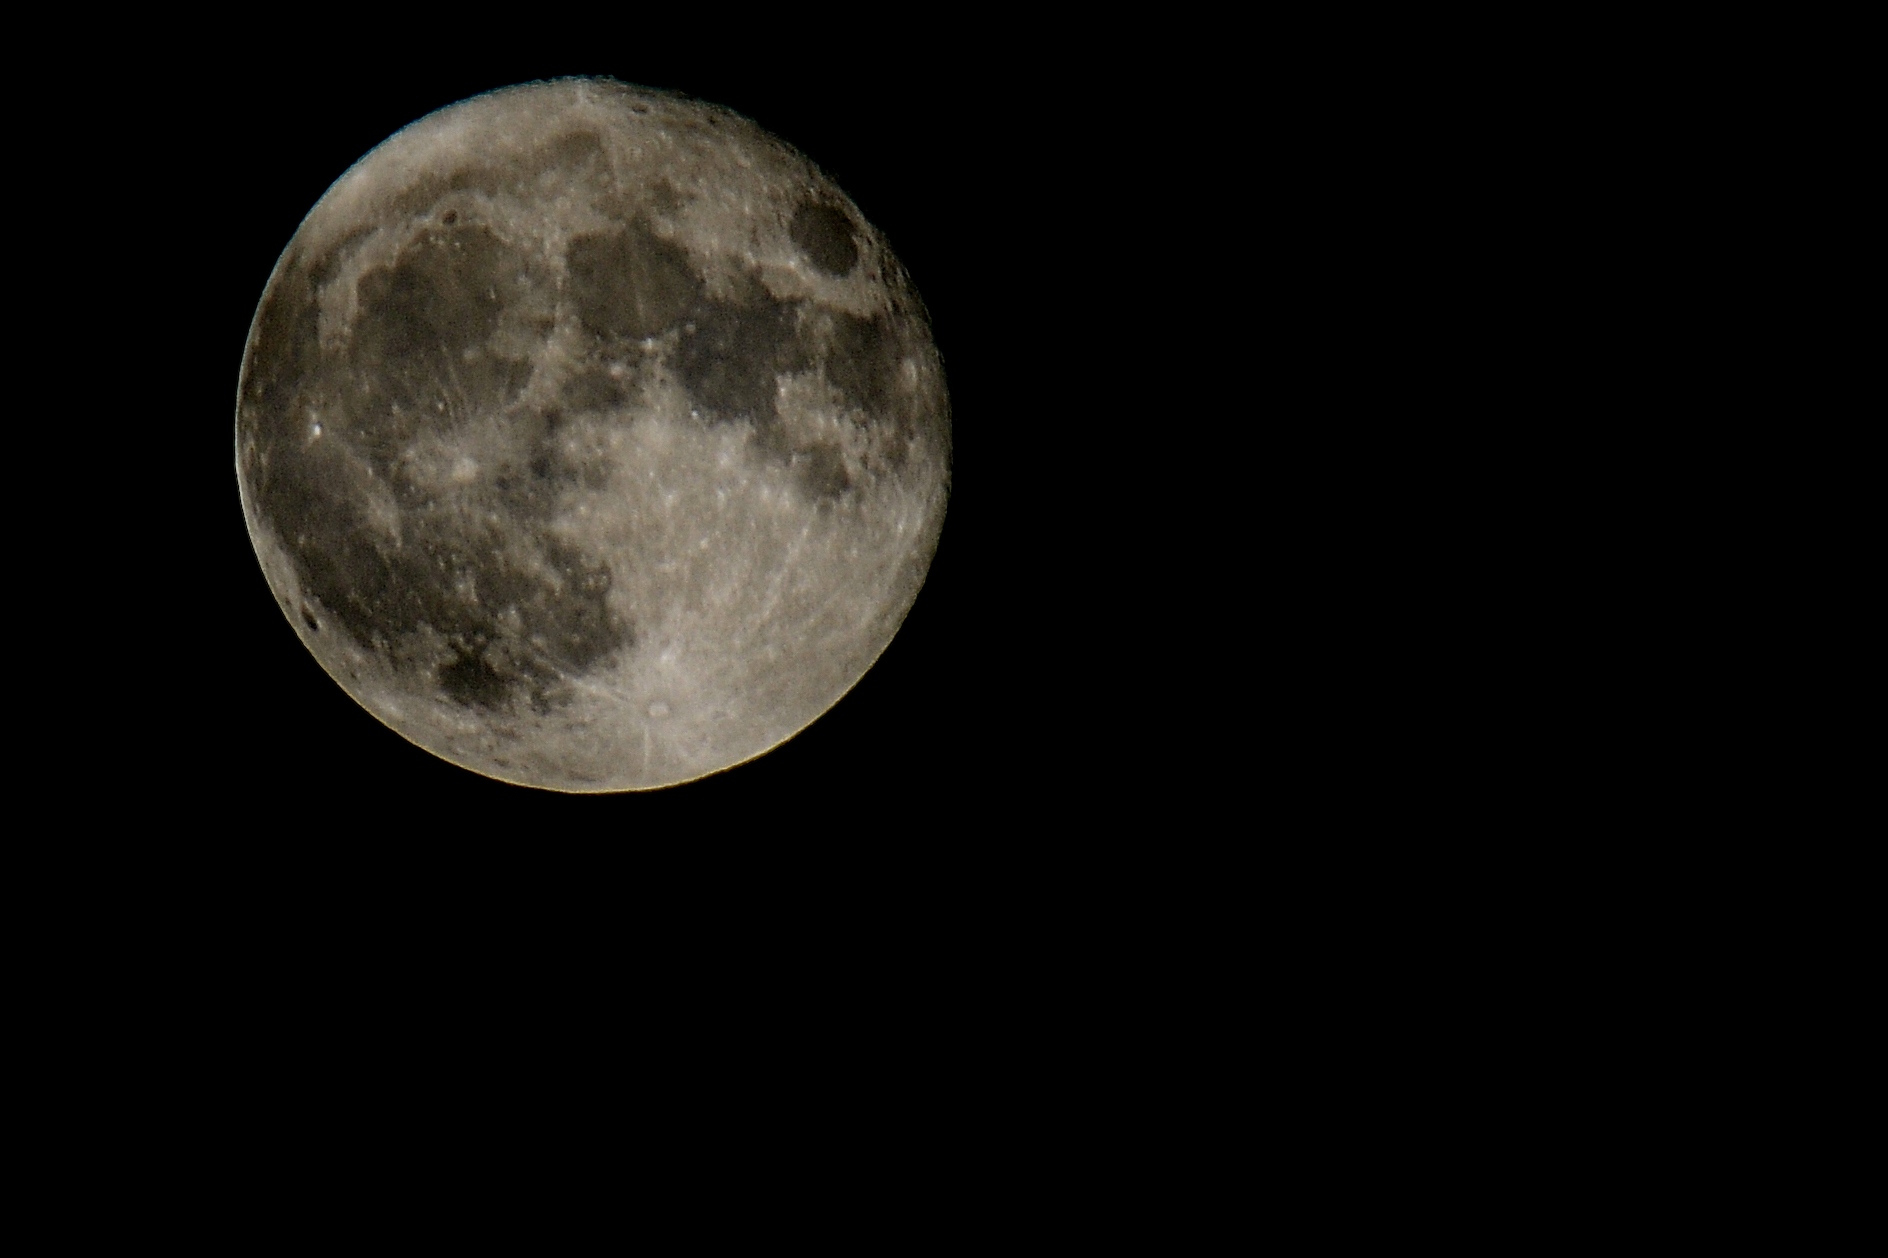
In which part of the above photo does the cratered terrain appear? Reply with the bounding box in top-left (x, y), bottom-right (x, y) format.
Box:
top-left (236, 79), bottom-right (950, 791)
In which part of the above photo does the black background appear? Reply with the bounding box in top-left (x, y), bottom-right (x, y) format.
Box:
top-left (123, 46), bottom-right (1150, 845)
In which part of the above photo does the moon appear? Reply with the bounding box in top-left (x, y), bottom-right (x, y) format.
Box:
top-left (236, 79), bottom-right (950, 792)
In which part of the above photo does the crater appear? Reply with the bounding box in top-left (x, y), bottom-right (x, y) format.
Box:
top-left (790, 201), bottom-right (860, 276)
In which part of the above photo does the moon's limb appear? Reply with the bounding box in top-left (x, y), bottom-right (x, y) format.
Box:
top-left (236, 80), bottom-right (949, 791)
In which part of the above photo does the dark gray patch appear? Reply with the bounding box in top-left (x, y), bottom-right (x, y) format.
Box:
top-left (795, 444), bottom-right (852, 500)
top-left (353, 224), bottom-right (513, 362)
top-left (492, 465), bottom-right (558, 518)
top-left (676, 276), bottom-right (807, 423)
top-left (240, 258), bottom-right (322, 435)
top-left (441, 166), bottom-right (508, 198)
top-left (790, 202), bottom-right (859, 276)
top-left (301, 605), bottom-right (320, 633)
top-left (827, 312), bottom-right (904, 422)
top-left (308, 229), bottom-right (373, 289)
top-left (538, 129), bottom-right (605, 173)
top-left (253, 411), bottom-right (632, 714)
top-left (561, 368), bottom-right (628, 413)
top-left (439, 649), bottom-right (508, 708)
top-left (532, 537), bottom-right (627, 672)
top-left (747, 415), bottom-right (792, 462)
top-left (265, 463), bottom-right (452, 651)
top-left (486, 409), bottom-right (570, 519)
top-left (566, 223), bottom-right (700, 342)
top-left (518, 405), bottom-right (592, 501)
top-left (341, 226), bottom-right (537, 467)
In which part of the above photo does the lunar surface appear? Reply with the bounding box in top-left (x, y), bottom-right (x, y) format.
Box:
top-left (236, 80), bottom-right (949, 791)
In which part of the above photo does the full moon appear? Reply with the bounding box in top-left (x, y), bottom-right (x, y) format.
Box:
top-left (236, 80), bottom-right (950, 791)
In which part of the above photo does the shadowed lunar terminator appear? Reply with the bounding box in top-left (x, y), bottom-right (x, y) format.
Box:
top-left (236, 79), bottom-right (949, 791)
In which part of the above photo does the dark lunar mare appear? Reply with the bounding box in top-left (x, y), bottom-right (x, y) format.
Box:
top-left (242, 224), bottom-right (632, 715)
top-left (566, 229), bottom-right (894, 503)
top-left (673, 268), bottom-right (809, 426)
top-left (566, 221), bottom-right (699, 342)
top-left (827, 313), bottom-right (905, 433)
